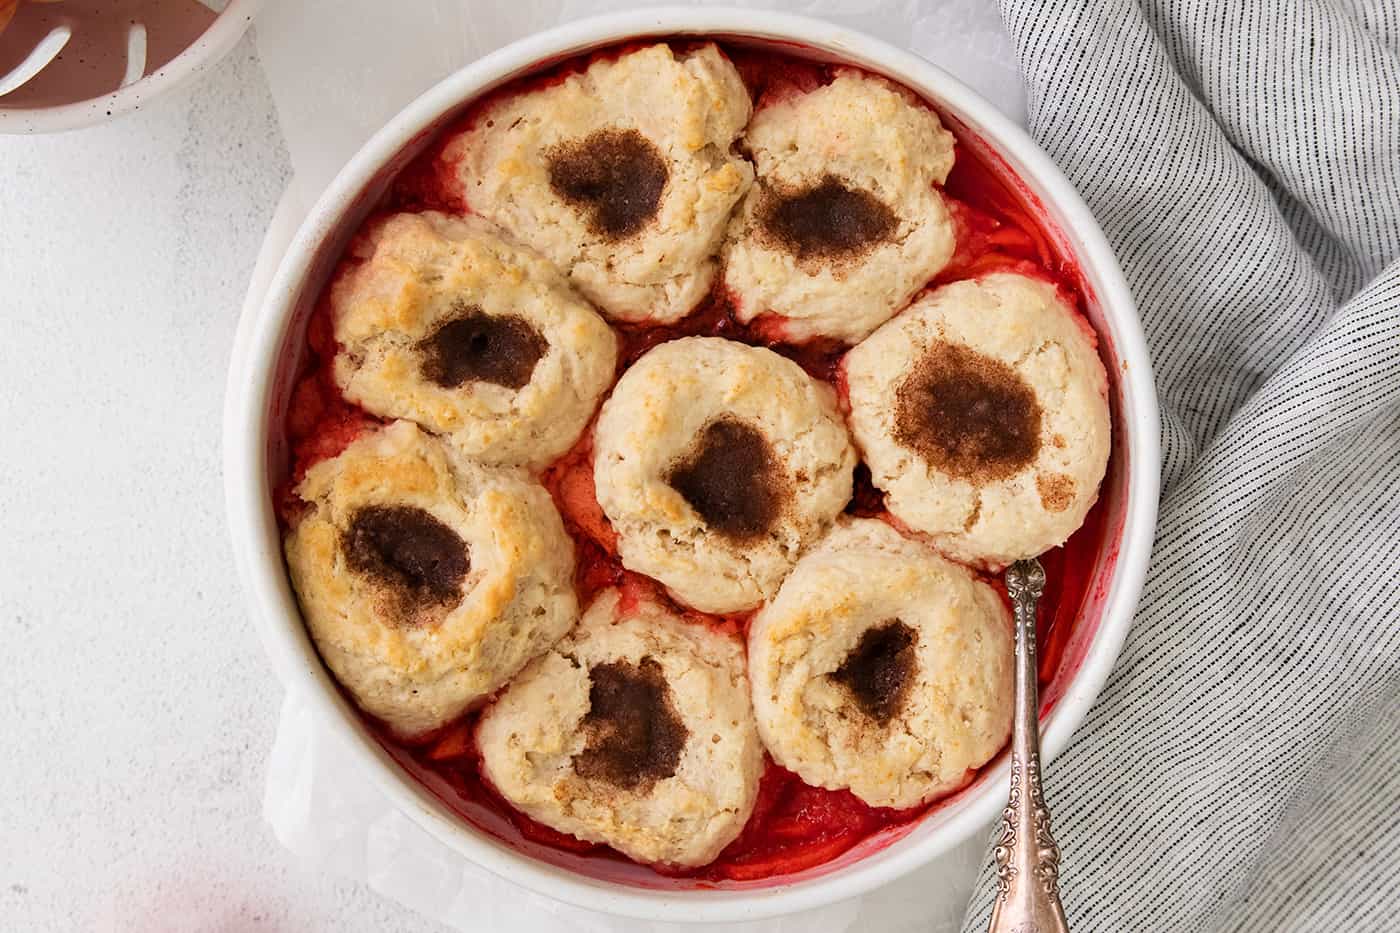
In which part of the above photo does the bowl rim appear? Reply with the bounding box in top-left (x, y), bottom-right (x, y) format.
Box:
top-left (0, 0), bottom-right (265, 135)
top-left (223, 6), bottom-right (1160, 923)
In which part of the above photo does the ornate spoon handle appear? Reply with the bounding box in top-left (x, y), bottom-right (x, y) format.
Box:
top-left (987, 558), bottom-right (1069, 933)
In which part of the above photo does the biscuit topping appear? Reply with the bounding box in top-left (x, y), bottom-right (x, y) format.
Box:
top-left (418, 307), bottom-right (548, 390)
top-left (894, 341), bottom-right (1042, 482)
top-left (666, 418), bottom-right (786, 541)
top-left (831, 620), bottom-right (917, 723)
top-left (547, 128), bottom-right (668, 240)
top-left (343, 505), bottom-right (470, 613)
top-left (573, 657), bottom-right (687, 791)
top-left (759, 175), bottom-right (896, 261)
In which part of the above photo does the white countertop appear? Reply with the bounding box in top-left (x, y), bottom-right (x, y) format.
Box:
top-left (0, 29), bottom-right (992, 932)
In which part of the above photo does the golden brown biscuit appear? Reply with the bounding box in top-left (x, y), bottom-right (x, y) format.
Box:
top-left (723, 72), bottom-right (957, 343)
top-left (845, 273), bottom-right (1111, 567)
top-left (330, 211), bottom-right (618, 471)
top-left (442, 43), bottom-right (753, 323)
top-left (284, 420), bottom-right (577, 738)
top-left (478, 587), bottom-right (762, 866)
top-left (593, 337), bottom-right (857, 613)
top-left (748, 519), bottom-right (1013, 808)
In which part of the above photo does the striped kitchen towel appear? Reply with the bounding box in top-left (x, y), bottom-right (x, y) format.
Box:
top-left (962, 1), bottom-right (1400, 930)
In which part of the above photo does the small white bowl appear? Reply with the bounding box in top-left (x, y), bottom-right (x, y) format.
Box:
top-left (0, 0), bottom-right (263, 134)
top-left (224, 7), bottom-right (1159, 923)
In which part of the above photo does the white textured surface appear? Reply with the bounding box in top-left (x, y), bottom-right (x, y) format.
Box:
top-left (0, 35), bottom-right (444, 933)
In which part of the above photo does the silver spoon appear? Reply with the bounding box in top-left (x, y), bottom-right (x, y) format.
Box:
top-left (986, 558), bottom-right (1070, 933)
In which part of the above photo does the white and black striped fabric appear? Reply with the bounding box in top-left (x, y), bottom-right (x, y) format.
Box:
top-left (961, 1), bottom-right (1400, 930)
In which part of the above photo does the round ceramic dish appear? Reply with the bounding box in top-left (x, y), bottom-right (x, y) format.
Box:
top-left (224, 7), bottom-right (1160, 923)
top-left (0, 0), bottom-right (263, 134)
